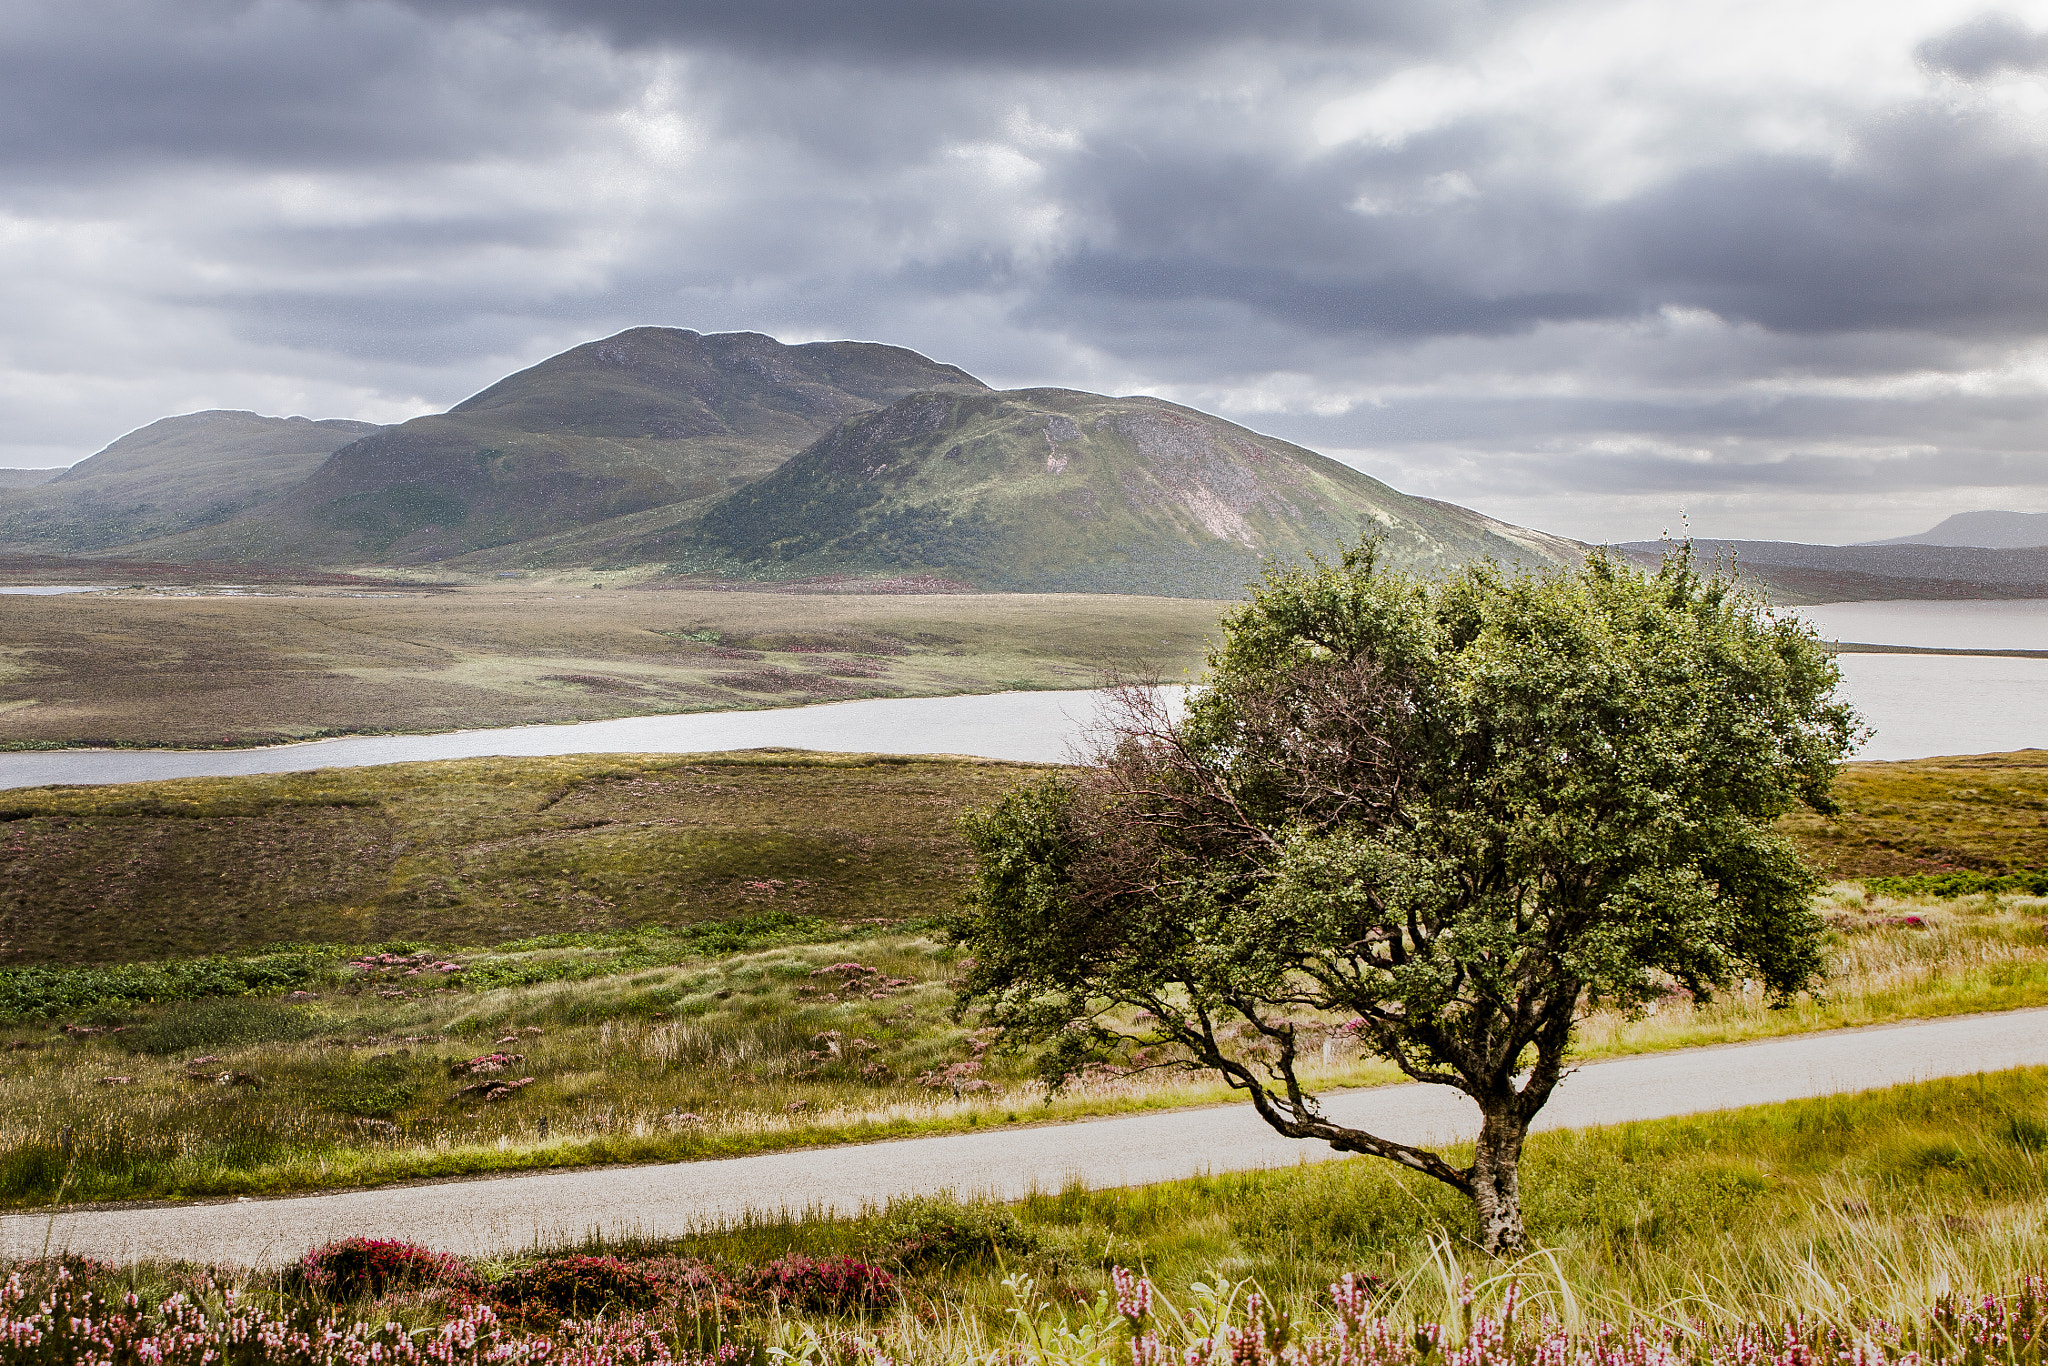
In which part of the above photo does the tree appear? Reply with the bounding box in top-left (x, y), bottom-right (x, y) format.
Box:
top-left (951, 546), bottom-right (1862, 1254)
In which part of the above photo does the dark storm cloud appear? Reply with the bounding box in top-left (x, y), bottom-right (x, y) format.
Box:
top-left (1918, 12), bottom-right (2048, 79)
top-left (1009, 101), bottom-right (2048, 362)
top-left (1610, 108), bottom-right (2048, 336)
top-left (399, 0), bottom-right (1504, 65)
top-left (0, 0), bottom-right (630, 174)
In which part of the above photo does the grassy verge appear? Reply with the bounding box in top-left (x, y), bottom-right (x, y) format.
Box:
top-left (583, 1064), bottom-right (2048, 1330)
top-left (17, 1068), bottom-right (2048, 1363)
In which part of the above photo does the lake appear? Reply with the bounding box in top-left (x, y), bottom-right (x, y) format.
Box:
top-left (0, 598), bottom-right (2038, 789)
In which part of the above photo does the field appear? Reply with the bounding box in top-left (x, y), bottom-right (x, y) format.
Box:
top-left (0, 583), bottom-right (1222, 747)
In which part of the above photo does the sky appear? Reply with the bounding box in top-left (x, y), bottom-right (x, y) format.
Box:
top-left (5, 0), bottom-right (2048, 545)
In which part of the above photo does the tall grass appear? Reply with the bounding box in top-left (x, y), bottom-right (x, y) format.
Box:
top-left (6, 895), bottom-right (2046, 1207)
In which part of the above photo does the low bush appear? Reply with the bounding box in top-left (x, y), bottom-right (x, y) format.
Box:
top-left (744, 1253), bottom-right (895, 1313)
top-left (493, 1255), bottom-right (663, 1318)
top-left (880, 1194), bottom-right (1043, 1270)
top-left (290, 1237), bottom-right (482, 1300)
top-left (0, 950), bottom-right (338, 1022)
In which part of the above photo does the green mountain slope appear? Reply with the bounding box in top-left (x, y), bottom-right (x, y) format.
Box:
top-left (0, 411), bottom-right (378, 553)
top-left (685, 388), bottom-right (1581, 596)
top-left (133, 329), bottom-right (987, 565)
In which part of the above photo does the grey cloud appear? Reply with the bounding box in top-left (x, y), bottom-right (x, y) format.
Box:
top-left (0, 0), bottom-right (632, 175)
top-left (1918, 12), bottom-right (2048, 79)
top-left (1608, 108), bottom-right (2048, 337)
top-left (397, 0), bottom-right (1510, 66)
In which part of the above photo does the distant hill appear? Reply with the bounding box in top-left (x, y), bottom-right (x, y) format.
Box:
top-left (48, 327), bottom-right (1588, 597)
top-left (1865, 510), bottom-right (2048, 549)
top-left (1620, 539), bottom-right (2048, 603)
top-left (0, 470), bottom-right (61, 491)
top-left (685, 388), bottom-right (1582, 595)
top-left (0, 411), bottom-right (378, 553)
top-left (138, 329), bottom-right (988, 564)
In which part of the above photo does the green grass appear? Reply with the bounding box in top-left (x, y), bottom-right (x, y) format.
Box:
top-left (8, 890), bottom-right (2048, 1209)
top-left (26, 1067), bottom-right (2048, 1358)
top-left (548, 1065), bottom-right (2048, 1332)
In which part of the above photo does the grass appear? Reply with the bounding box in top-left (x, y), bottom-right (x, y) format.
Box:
top-left (0, 583), bottom-right (1221, 748)
top-left (10, 747), bottom-right (2035, 971)
top-left (6, 885), bottom-right (2048, 1209)
top-left (19, 1067), bottom-right (2048, 1363)
top-left (575, 1064), bottom-right (2048, 1331)
top-left (0, 751), bottom-right (1038, 966)
top-left (1785, 749), bottom-right (2048, 878)
top-left (5, 749), bottom-right (2048, 1206)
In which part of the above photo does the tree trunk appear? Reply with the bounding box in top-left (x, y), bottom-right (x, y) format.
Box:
top-left (1470, 1109), bottom-right (1528, 1255)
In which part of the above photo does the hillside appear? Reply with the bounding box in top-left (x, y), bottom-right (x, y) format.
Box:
top-left (0, 411), bottom-right (377, 553)
top-left (683, 388), bottom-right (1583, 595)
top-left (0, 470), bottom-right (59, 491)
top-left (1867, 510), bottom-right (2048, 549)
top-left (133, 329), bottom-right (988, 565)
top-left (1619, 538), bottom-right (2048, 602)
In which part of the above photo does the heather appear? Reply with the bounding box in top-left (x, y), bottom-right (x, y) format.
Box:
top-left (16, 1257), bottom-right (2048, 1366)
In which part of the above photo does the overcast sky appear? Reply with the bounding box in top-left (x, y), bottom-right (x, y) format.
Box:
top-left (5, 0), bottom-right (2048, 543)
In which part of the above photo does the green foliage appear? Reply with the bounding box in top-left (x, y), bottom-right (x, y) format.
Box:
top-left (879, 1194), bottom-right (1044, 1271)
top-left (1868, 870), bottom-right (2048, 900)
top-left (955, 543), bottom-right (1860, 1250)
top-left (120, 998), bottom-right (321, 1055)
top-left (0, 950), bottom-right (338, 1022)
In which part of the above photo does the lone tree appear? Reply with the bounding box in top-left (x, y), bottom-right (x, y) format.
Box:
top-left (952, 546), bottom-right (1861, 1254)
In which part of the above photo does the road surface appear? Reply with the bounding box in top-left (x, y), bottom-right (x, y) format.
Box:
top-left (8, 1007), bottom-right (2047, 1266)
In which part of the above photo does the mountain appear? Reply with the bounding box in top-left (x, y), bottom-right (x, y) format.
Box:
top-left (0, 470), bottom-right (61, 491)
top-left (136, 328), bottom-right (988, 564)
top-left (1866, 510), bottom-right (2048, 549)
top-left (1619, 539), bottom-right (2048, 603)
top-left (0, 411), bottom-right (378, 553)
top-left (684, 388), bottom-right (1582, 595)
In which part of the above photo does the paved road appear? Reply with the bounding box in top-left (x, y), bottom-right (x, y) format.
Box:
top-left (9, 1007), bottom-right (2048, 1267)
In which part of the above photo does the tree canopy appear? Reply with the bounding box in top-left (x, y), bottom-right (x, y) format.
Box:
top-left (951, 546), bottom-right (1862, 1253)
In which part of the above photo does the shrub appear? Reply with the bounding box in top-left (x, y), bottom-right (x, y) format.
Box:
top-left (291, 1237), bottom-right (481, 1300)
top-left (494, 1255), bottom-right (662, 1318)
top-left (1867, 870), bottom-right (2048, 900)
top-left (745, 1254), bottom-right (895, 1313)
top-left (0, 950), bottom-right (337, 1022)
top-left (880, 1195), bottom-right (1042, 1271)
top-left (121, 997), bottom-right (320, 1055)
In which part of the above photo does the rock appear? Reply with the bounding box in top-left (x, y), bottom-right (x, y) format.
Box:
top-left (97, 1075), bottom-right (137, 1085)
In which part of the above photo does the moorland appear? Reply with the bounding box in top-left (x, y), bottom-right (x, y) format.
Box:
top-left (0, 748), bottom-right (2044, 1209)
top-left (0, 585), bottom-right (1222, 748)
top-left (4, 747), bottom-right (2048, 1360)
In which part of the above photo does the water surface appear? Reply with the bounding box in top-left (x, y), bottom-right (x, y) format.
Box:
top-left (0, 599), bottom-right (2042, 790)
